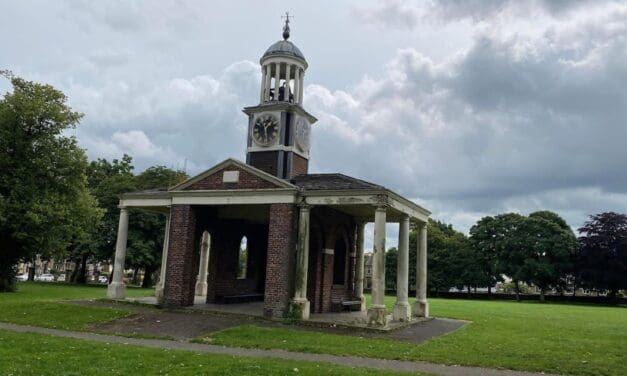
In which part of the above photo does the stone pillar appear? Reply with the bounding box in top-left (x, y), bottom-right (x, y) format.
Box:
top-left (264, 64), bottom-right (272, 102)
top-left (274, 62), bottom-right (281, 100)
top-left (298, 69), bottom-right (304, 104)
top-left (413, 222), bottom-right (429, 317)
top-left (393, 215), bottom-right (411, 321)
top-left (368, 205), bottom-right (388, 326)
top-left (354, 222), bottom-right (366, 311)
top-left (155, 210), bottom-right (171, 303)
top-left (259, 65), bottom-right (266, 103)
top-left (285, 64), bottom-right (292, 102)
top-left (107, 207), bottom-right (129, 300)
top-left (290, 203), bottom-right (311, 319)
top-left (195, 231), bottom-right (210, 296)
top-left (294, 67), bottom-right (300, 104)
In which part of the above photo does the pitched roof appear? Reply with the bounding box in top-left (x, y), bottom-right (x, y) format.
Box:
top-left (291, 173), bottom-right (384, 191)
top-left (170, 158), bottom-right (297, 191)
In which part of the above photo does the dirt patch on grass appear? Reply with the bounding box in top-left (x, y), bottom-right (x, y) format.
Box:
top-left (74, 300), bottom-right (466, 343)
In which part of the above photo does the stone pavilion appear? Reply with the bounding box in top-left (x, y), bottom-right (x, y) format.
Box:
top-left (106, 19), bottom-right (430, 327)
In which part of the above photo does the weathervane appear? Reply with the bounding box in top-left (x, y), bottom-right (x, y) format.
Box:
top-left (282, 11), bottom-right (292, 40)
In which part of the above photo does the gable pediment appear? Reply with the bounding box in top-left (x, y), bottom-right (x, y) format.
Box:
top-left (170, 158), bottom-right (296, 191)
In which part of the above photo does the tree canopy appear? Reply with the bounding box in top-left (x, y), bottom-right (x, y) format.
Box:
top-left (0, 72), bottom-right (100, 291)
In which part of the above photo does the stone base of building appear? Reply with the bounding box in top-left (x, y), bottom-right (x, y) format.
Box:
top-left (195, 281), bottom-right (208, 296)
top-left (413, 300), bottom-right (429, 318)
top-left (358, 295), bottom-right (366, 312)
top-left (290, 299), bottom-right (310, 320)
top-left (367, 305), bottom-right (388, 326)
top-left (392, 302), bottom-right (411, 322)
top-left (107, 282), bottom-right (126, 300)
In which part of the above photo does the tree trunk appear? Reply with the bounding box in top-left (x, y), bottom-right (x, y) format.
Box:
top-left (514, 280), bottom-right (521, 301)
top-left (70, 260), bottom-right (80, 283)
top-left (539, 288), bottom-right (545, 302)
top-left (142, 265), bottom-right (154, 288)
top-left (488, 285), bottom-right (492, 296)
top-left (467, 286), bottom-right (471, 297)
top-left (75, 254), bottom-right (88, 284)
top-left (132, 268), bottom-right (139, 286)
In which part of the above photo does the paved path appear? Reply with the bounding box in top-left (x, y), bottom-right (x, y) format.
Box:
top-left (0, 322), bottom-right (561, 376)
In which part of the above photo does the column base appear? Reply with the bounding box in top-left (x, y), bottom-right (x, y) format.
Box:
top-left (367, 305), bottom-right (388, 326)
top-left (107, 282), bottom-right (126, 300)
top-left (195, 281), bottom-right (208, 297)
top-left (289, 299), bottom-right (310, 320)
top-left (155, 285), bottom-right (164, 304)
top-left (392, 302), bottom-right (411, 322)
top-left (413, 300), bottom-right (429, 318)
top-left (358, 295), bottom-right (366, 312)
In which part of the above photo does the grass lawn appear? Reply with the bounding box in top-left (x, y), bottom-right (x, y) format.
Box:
top-left (0, 282), bottom-right (152, 330)
top-left (0, 329), bottom-right (413, 376)
top-left (205, 296), bottom-right (627, 376)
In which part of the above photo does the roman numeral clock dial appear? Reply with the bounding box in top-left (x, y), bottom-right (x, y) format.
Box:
top-left (253, 114), bottom-right (279, 145)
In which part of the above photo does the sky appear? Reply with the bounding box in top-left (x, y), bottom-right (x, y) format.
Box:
top-left (2, 0), bottom-right (627, 249)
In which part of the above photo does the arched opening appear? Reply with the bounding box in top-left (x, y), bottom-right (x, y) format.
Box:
top-left (237, 236), bottom-right (248, 279)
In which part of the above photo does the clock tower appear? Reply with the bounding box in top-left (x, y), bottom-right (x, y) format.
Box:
top-left (243, 16), bottom-right (317, 179)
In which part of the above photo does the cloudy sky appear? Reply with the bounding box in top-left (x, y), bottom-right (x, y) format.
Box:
top-left (2, 0), bottom-right (627, 246)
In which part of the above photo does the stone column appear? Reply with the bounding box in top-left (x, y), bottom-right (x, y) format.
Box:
top-left (155, 210), bottom-right (171, 303)
top-left (259, 65), bottom-right (266, 102)
top-left (354, 222), bottom-right (366, 311)
top-left (285, 64), bottom-right (292, 102)
top-left (274, 62), bottom-right (281, 100)
top-left (107, 207), bottom-right (129, 300)
top-left (298, 69), bottom-right (304, 104)
top-left (264, 64), bottom-right (272, 102)
top-left (291, 203), bottom-right (311, 319)
top-left (195, 231), bottom-right (210, 296)
top-left (413, 222), bottom-right (429, 317)
top-left (368, 204), bottom-right (388, 326)
top-left (294, 67), bottom-right (300, 104)
top-left (393, 215), bottom-right (411, 321)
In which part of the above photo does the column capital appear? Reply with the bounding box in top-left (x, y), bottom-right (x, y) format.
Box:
top-left (298, 202), bottom-right (313, 211)
top-left (372, 194), bottom-right (389, 210)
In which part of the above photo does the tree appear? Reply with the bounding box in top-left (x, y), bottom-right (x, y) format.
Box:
top-left (528, 211), bottom-right (577, 294)
top-left (0, 72), bottom-right (99, 291)
top-left (578, 212), bottom-right (627, 298)
top-left (469, 216), bottom-right (506, 295)
top-left (517, 216), bottom-right (577, 301)
top-left (473, 213), bottom-right (528, 300)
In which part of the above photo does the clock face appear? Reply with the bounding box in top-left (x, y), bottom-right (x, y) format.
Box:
top-left (295, 117), bottom-right (310, 152)
top-left (252, 114), bottom-right (279, 145)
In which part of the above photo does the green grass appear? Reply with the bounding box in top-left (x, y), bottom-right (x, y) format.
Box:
top-left (205, 296), bottom-right (627, 376)
top-left (0, 329), bottom-right (413, 376)
top-left (0, 282), bottom-right (153, 330)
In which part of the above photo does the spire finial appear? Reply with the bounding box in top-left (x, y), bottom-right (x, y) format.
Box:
top-left (282, 11), bottom-right (291, 40)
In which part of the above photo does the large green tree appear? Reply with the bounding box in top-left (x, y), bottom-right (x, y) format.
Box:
top-left (516, 215), bottom-right (577, 301)
top-left (578, 212), bottom-right (627, 298)
top-left (0, 72), bottom-right (100, 291)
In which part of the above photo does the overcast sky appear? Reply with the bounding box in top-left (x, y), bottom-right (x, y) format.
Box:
top-left (2, 0), bottom-right (627, 248)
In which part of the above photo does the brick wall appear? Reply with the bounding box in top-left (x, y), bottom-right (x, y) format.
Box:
top-left (185, 165), bottom-right (276, 190)
top-left (291, 154), bottom-right (309, 177)
top-left (263, 203), bottom-right (296, 318)
top-left (164, 205), bottom-right (198, 307)
top-left (248, 151), bottom-right (279, 177)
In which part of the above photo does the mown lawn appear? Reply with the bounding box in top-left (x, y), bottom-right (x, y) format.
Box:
top-left (0, 329), bottom-right (413, 376)
top-left (0, 282), bottom-right (152, 330)
top-left (205, 296), bottom-right (627, 376)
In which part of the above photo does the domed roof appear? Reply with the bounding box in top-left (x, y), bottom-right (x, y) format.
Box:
top-left (261, 40), bottom-right (307, 66)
